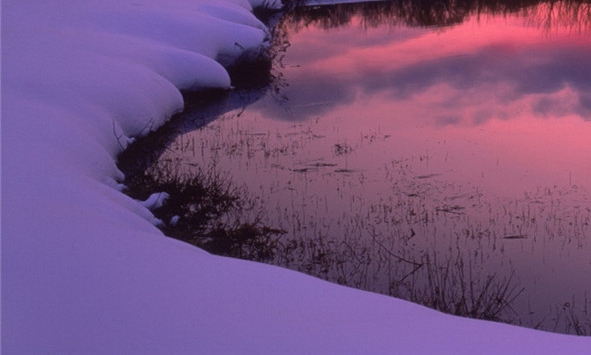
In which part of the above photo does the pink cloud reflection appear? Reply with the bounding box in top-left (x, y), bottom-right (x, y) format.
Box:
top-left (262, 8), bottom-right (591, 198)
top-left (282, 12), bottom-right (591, 126)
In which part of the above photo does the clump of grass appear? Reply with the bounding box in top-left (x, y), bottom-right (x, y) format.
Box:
top-left (225, 47), bottom-right (274, 90)
top-left (407, 253), bottom-right (524, 321)
top-left (124, 166), bottom-right (285, 262)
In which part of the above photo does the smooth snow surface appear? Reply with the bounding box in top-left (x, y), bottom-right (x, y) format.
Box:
top-left (2, 0), bottom-right (590, 353)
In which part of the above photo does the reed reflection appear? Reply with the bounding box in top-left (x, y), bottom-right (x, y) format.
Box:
top-left (287, 0), bottom-right (591, 31)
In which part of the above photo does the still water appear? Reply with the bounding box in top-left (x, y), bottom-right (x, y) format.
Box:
top-left (152, 1), bottom-right (591, 333)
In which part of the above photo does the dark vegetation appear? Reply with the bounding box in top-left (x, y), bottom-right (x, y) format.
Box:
top-left (125, 166), bottom-right (285, 261)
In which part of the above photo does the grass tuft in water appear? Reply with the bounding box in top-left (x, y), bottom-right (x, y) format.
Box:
top-left (124, 166), bottom-right (285, 262)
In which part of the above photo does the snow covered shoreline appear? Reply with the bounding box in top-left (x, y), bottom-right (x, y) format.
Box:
top-left (2, 0), bottom-right (590, 353)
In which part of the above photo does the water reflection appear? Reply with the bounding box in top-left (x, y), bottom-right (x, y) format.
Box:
top-left (124, 0), bottom-right (591, 335)
top-left (263, 2), bottom-right (591, 123)
top-left (289, 0), bottom-right (591, 31)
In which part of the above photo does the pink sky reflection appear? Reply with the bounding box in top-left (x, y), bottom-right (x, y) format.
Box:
top-left (251, 9), bottom-right (591, 199)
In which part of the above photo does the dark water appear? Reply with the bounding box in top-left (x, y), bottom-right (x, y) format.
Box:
top-left (148, 1), bottom-right (591, 334)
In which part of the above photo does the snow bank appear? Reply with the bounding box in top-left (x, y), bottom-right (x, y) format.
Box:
top-left (2, 0), bottom-right (590, 353)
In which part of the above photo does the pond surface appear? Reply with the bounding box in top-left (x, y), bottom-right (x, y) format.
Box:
top-left (149, 1), bottom-right (591, 333)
